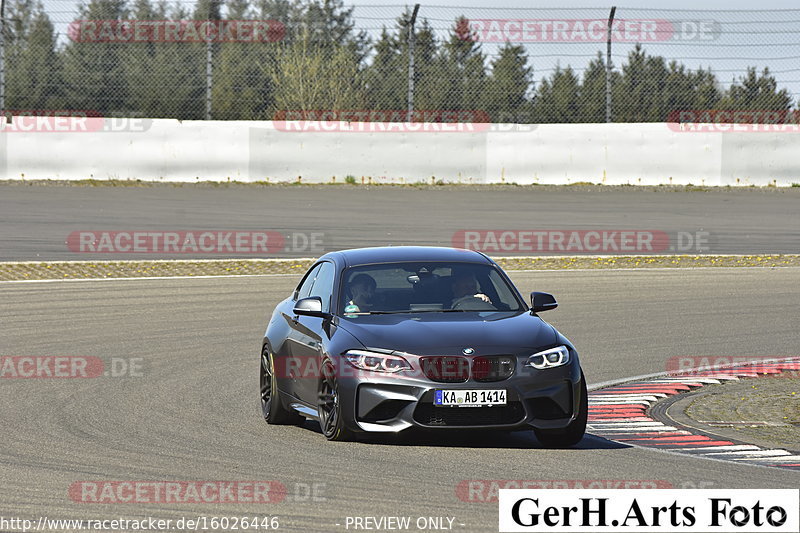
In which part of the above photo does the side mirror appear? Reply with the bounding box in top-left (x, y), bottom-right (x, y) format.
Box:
top-left (530, 291), bottom-right (558, 313)
top-left (293, 297), bottom-right (329, 318)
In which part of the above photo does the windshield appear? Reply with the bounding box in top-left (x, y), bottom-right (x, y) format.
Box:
top-left (338, 262), bottom-right (525, 315)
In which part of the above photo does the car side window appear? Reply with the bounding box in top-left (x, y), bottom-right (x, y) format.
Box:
top-left (308, 262), bottom-right (335, 312)
top-left (295, 264), bottom-right (321, 301)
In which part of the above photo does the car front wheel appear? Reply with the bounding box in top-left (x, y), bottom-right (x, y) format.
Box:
top-left (533, 371), bottom-right (588, 448)
top-left (318, 358), bottom-right (354, 441)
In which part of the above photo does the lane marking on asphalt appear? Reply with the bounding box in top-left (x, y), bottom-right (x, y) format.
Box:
top-left (0, 273), bottom-right (298, 284)
top-left (1, 254), bottom-right (797, 266)
top-left (707, 450), bottom-right (792, 457)
top-left (586, 357), bottom-right (800, 471)
top-left (508, 266), bottom-right (800, 273)
top-left (2, 264), bottom-right (799, 284)
top-left (679, 445), bottom-right (761, 453)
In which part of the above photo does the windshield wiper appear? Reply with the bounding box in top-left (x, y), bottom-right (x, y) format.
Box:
top-left (417, 309), bottom-right (467, 312)
top-left (344, 310), bottom-right (410, 315)
top-left (345, 309), bottom-right (469, 315)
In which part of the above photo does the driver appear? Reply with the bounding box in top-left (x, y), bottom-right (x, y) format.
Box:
top-left (346, 273), bottom-right (377, 312)
top-left (450, 272), bottom-right (492, 308)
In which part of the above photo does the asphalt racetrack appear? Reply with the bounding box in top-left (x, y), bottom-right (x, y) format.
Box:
top-left (1, 268), bottom-right (798, 531)
top-left (1, 184), bottom-right (799, 260)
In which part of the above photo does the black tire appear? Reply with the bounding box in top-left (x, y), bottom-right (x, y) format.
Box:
top-left (260, 345), bottom-right (303, 425)
top-left (317, 358), bottom-right (354, 441)
top-left (533, 371), bottom-right (588, 448)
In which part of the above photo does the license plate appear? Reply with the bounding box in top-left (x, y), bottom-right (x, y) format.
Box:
top-left (434, 389), bottom-right (507, 407)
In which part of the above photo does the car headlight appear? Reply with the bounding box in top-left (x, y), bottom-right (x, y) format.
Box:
top-left (344, 350), bottom-right (411, 373)
top-left (527, 346), bottom-right (570, 369)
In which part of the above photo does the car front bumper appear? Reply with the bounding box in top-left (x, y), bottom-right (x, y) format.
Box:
top-left (335, 358), bottom-right (584, 434)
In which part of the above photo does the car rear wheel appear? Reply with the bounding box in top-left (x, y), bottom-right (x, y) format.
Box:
top-left (318, 358), bottom-right (354, 441)
top-left (261, 345), bottom-right (303, 425)
top-left (533, 371), bottom-right (588, 448)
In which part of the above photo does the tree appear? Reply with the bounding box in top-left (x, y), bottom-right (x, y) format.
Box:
top-left (11, 0), bottom-right (790, 124)
top-left (129, 0), bottom-right (163, 19)
top-left (61, 0), bottom-right (129, 115)
top-left (578, 53), bottom-right (613, 123)
top-left (6, 4), bottom-right (63, 110)
top-left (362, 10), bottom-right (443, 114)
top-left (5, 0), bottom-right (35, 46)
top-left (691, 68), bottom-right (721, 110)
top-left (408, 19), bottom-right (445, 111)
top-left (614, 44), bottom-right (670, 122)
top-left (717, 67), bottom-right (792, 112)
top-left (264, 26), bottom-right (365, 115)
top-left (298, 0), bottom-right (369, 62)
top-left (226, 0), bottom-right (251, 19)
top-left (483, 43), bottom-right (532, 122)
top-left (192, 0), bottom-right (222, 20)
top-left (654, 62), bottom-right (721, 121)
top-left (255, 0), bottom-right (299, 23)
top-left (258, 0), bottom-right (373, 117)
top-left (439, 17), bottom-right (487, 114)
top-left (363, 27), bottom-right (404, 111)
top-left (213, 0), bottom-right (282, 119)
top-left (534, 65), bottom-right (580, 123)
top-left (126, 1), bottom-right (214, 119)
top-left (388, 16), bottom-right (446, 113)
top-left (122, 0), bottom-right (173, 117)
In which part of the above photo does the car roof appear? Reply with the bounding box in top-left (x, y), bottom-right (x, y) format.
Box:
top-left (320, 246), bottom-right (493, 268)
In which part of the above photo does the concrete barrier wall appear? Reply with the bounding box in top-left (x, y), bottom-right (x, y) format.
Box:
top-left (3, 118), bottom-right (798, 185)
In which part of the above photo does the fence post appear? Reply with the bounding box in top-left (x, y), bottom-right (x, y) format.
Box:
top-left (407, 4), bottom-right (420, 117)
top-left (606, 6), bottom-right (616, 123)
top-left (0, 0), bottom-right (5, 114)
top-left (205, 36), bottom-right (212, 120)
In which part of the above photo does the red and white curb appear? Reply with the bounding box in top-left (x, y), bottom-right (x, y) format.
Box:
top-left (587, 358), bottom-right (800, 470)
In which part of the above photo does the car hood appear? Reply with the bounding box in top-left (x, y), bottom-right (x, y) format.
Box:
top-left (337, 311), bottom-right (558, 356)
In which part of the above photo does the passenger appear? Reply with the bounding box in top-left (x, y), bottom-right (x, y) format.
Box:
top-left (346, 273), bottom-right (377, 312)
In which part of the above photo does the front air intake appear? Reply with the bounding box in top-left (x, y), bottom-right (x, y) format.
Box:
top-left (419, 356), bottom-right (470, 383)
